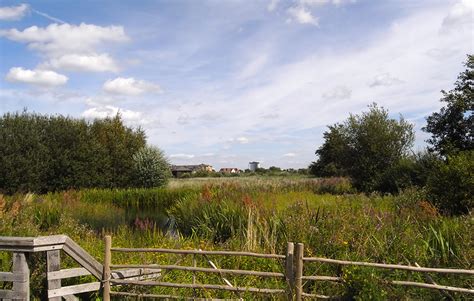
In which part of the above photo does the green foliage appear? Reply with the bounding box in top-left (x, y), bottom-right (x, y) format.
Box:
top-left (132, 146), bottom-right (171, 188)
top-left (311, 103), bottom-right (415, 193)
top-left (0, 178), bottom-right (472, 299)
top-left (426, 150), bottom-right (474, 215)
top-left (342, 267), bottom-right (388, 300)
top-left (423, 221), bottom-right (461, 266)
top-left (424, 54), bottom-right (473, 156)
top-left (0, 111), bottom-right (146, 193)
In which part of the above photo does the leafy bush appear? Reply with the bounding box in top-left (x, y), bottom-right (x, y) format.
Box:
top-left (310, 103), bottom-right (415, 193)
top-left (0, 111), bottom-right (146, 193)
top-left (426, 150), bottom-right (474, 215)
top-left (132, 146), bottom-right (171, 188)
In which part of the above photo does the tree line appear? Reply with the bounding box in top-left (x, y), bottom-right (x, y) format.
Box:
top-left (0, 113), bottom-right (170, 194)
top-left (310, 55), bottom-right (473, 215)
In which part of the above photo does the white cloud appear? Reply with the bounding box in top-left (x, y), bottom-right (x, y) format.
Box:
top-left (103, 77), bottom-right (161, 95)
top-left (5, 67), bottom-right (68, 86)
top-left (169, 153), bottom-right (195, 159)
top-left (0, 23), bottom-right (128, 56)
top-left (287, 6), bottom-right (319, 26)
top-left (300, 0), bottom-right (356, 6)
top-left (82, 105), bottom-right (141, 121)
top-left (238, 54), bottom-right (269, 79)
top-left (369, 73), bottom-right (404, 87)
top-left (0, 3), bottom-right (29, 21)
top-left (283, 153), bottom-right (297, 157)
top-left (236, 137), bottom-right (249, 144)
top-left (142, 0), bottom-right (471, 170)
top-left (43, 53), bottom-right (119, 72)
top-left (322, 86), bottom-right (352, 100)
top-left (267, 0), bottom-right (279, 12)
top-left (441, 0), bottom-right (474, 33)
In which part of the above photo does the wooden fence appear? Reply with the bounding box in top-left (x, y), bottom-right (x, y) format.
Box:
top-left (0, 235), bottom-right (473, 300)
top-left (102, 237), bottom-right (474, 300)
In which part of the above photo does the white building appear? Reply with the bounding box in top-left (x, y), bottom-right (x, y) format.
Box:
top-left (248, 161), bottom-right (260, 172)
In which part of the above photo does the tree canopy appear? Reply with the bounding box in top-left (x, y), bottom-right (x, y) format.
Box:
top-left (310, 103), bottom-right (415, 192)
top-left (0, 111), bottom-right (165, 194)
top-left (423, 54), bottom-right (473, 156)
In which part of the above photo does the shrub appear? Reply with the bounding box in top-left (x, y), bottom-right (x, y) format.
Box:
top-left (426, 150), bottom-right (474, 215)
top-left (132, 146), bottom-right (171, 188)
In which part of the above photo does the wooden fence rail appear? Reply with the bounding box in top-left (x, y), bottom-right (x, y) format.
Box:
top-left (0, 235), bottom-right (473, 300)
top-left (103, 237), bottom-right (474, 300)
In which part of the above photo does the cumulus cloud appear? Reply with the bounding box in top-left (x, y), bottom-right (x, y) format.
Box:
top-left (0, 23), bottom-right (127, 74)
top-left (42, 53), bottom-right (119, 72)
top-left (267, 0), bottom-right (279, 12)
top-left (0, 3), bottom-right (29, 21)
top-left (441, 0), bottom-right (474, 34)
top-left (283, 153), bottom-right (297, 157)
top-left (322, 86), bottom-right (352, 100)
top-left (169, 154), bottom-right (195, 159)
top-left (103, 77), bottom-right (161, 95)
top-left (5, 67), bottom-right (68, 86)
top-left (0, 23), bottom-right (128, 56)
top-left (369, 73), bottom-right (404, 87)
top-left (82, 105), bottom-right (141, 121)
top-left (287, 6), bottom-right (319, 25)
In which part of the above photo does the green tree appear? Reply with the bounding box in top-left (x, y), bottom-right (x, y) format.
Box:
top-left (426, 150), bottom-right (473, 215)
top-left (423, 54), bottom-right (473, 156)
top-left (310, 103), bottom-right (415, 192)
top-left (0, 111), bottom-right (147, 193)
top-left (132, 146), bottom-right (171, 188)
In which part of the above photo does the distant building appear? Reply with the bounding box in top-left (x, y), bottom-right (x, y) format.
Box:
top-left (219, 168), bottom-right (241, 174)
top-left (248, 161), bottom-right (260, 172)
top-left (171, 164), bottom-right (213, 177)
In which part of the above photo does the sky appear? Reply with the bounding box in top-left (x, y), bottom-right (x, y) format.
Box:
top-left (0, 0), bottom-right (473, 170)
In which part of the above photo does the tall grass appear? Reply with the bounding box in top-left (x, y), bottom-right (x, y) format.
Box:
top-left (0, 177), bottom-right (472, 300)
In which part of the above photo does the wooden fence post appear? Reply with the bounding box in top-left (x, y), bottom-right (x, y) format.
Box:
top-left (103, 235), bottom-right (112, 301)
top-left (286, 242), bottom-right (295, 300)
top-left (47, 250), bottom-right (61, 301)
top-left (295, 243), bottom-right (304, 301)
top-left (12, 252), bottom-right (29, 301)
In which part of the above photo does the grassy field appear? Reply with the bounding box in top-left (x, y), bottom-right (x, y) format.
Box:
top-left (0, 177), bottom-right (472, 300)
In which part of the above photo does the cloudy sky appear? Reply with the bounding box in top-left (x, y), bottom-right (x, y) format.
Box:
top-left (0, 0), bottom-right (472, 169)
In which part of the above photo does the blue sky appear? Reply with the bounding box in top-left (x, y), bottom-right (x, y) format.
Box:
top-left (0, 0), bottom-right (473, 169)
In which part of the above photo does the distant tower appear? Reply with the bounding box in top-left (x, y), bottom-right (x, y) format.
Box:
top-left (249, 161), bottom-right (260, 172)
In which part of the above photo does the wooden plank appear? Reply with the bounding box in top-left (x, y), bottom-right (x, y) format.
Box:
top-left (110, 279), bottom-right (286, 294)
top-left (0, 235), bottom-right (67, 252)
top-left (62, 237), bottom-right (103, 279)
top-left (285, 242), bottom-right (295, 300)
top-left (301, 275), bottom-right (342, 282)
top-left (0, 237), bottom-right (35, 247)
top-left (48, 282), bottom-right (101, 298)
top-left (48, 267), bottom-right (91, 280)
top-left (12, 252), bottom-right (29, 301)
top-left (295, 243), bottom-right (304, 301)
top-left (111, 247), bottom-right (285, 259)
top-left (0, 271), bottom-right (27, 282)
top-left (111, 264), bottom-right (284, 278)
top-left (303, 257), bottom-right (474, 275)
top-left (63, 295), bottom-right (80, 301)
top-left (0, 289), bottom-right (26, 299)
top-left (33, 235), bottom-right (68, 246)
top-left (103, 235), bottom-right (111, 301)
top-left (111, 268), bottom-right (161, 280)
top-left (391, 281), bottom-right (474, 294)
top-left (47, 250), bottom-right (61, 301)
